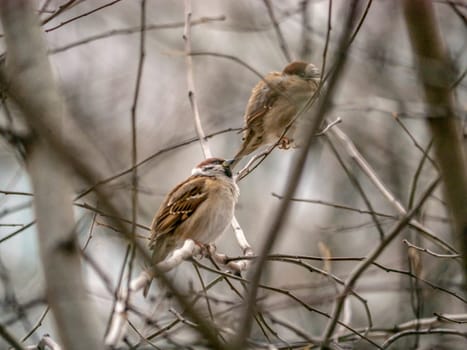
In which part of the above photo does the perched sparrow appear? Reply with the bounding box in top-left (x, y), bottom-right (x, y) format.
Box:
top-left (148, 158), bottom-right (239, 266)
top-left (232, 61), bottom-right (321, 167)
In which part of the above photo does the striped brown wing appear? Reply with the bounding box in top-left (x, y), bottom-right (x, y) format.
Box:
top-left (149, 176), bottom-right (208, 256)
top-left (234, 72), bottom-right (282, 159)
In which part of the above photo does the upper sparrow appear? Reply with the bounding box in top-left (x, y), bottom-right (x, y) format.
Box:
top-left (232, 61), bottom-right (321, 167)
top-left (148, 158), bottom-right (239, 266)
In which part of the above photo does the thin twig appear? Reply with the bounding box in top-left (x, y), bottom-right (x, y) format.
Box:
top-left (328, 124), bottom-right (458, 254)
top-left (75, 127), bottom-right (239, 200)
top-left (184, 0), bottom-right (211, 159)
top-left (403, 239), bottom-right (460, 259)
top-left (40, 0), bottom-right (78, 25)
top-left (320, 177), bottom-right (440, 346)
top-left (262, 0), bottom-right (292, 62)
top-left (326, 134), bottom-right (385, 240)
top-left (0, 322), bottom-right (26, 350)
top-left (381, 328), bottom-right (467, 349)
top-left (320, 0), bottom-right (332, 81)
top-left (272, 193), bottom-right (394, 218)
top-left (299, 0), bottom-right (312, 60)
top-left (44, 0), bottom-right (123, 32)
top-left (50, 16), bottom-right (226, 54)
top-left (123, 0), bottom-right (146, 339)
top-left (0, 221), bottom-right (35, 244)
top-left (20, 307), bottom-right (50, 342)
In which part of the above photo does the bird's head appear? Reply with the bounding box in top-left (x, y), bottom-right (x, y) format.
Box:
top-left (282, 61), bottom-right (320, 80)
top-left (191, 158), bottom-right (234, 178)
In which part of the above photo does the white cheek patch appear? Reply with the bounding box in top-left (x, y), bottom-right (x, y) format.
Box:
top-left (191, 168), bottom-right (204, 176)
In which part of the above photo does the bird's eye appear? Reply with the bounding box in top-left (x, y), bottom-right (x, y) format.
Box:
top-left (204, 166), bottom-right (214, 171)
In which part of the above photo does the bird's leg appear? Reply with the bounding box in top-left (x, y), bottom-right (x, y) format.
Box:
top-left (278, 136), bottom-right (293, 149)
top-left (193, 241), bottom-right (211, 258)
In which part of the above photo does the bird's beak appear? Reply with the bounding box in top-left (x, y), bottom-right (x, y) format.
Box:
top-left (222, 159), bottom-right (235, 168)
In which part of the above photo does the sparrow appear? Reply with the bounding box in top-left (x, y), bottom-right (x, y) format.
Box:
top-left (148, 157), bottom-right (239, 267)
top-left (232, 61), bottom-right (321, 167)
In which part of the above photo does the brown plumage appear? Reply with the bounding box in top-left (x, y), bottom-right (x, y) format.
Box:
top-left (232, 61), bottom-right (321, 168)
top-left (148, 158), bottom-right (238, 267)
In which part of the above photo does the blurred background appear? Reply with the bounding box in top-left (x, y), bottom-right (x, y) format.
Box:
top-left (0, 0), bottom-right (466, 349)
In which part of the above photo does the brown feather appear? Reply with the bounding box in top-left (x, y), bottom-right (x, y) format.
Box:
top-left (233, 72), bottom-right (282, 161)
top-left (149, 176), bottom-right (208, 262)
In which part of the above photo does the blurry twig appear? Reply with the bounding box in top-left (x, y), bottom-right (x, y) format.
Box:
top-left (105, 0), bottom-right (146, 332)
top-left (393, 114), bottom-right (437, 168)
top-left (194, 259), bottom-right (380, 348)
top-left (127, 0), bottom-right (146, 340)
top-left (299, 0), bottom-right (312, 60)
top-left (0, 322), bottom-right (26, 350)
top-left (0, 221), bottom-right (35, 244)
top-left (75, 127), bottom-right (240, 200)
top-left (407, 140), bottom-right (434, 209)
top-left (75, 202), bottom-right (150, 231)
top-left (40, 0), bottom-right (81, 25)
top-left (320, 0), bottom-right (332, 81)
top-left (403, 239), bottom-right (461, 259)
top-left (272, 193), bottom-right (394, 218)
top-left (184, 0), bottom-right (212, 159)
top-left (50, 16), bottom-right (226, 54)
top-left (447, 0), bottom-right (467, 25)
top-left (262, 0), bottom-right (292, 62)
top-left (20, 307), bottom-right (50, 343)
top-left (0, 190), bottom-right (33, 196)
top-left (381, 328), bottom-right (467, 349)
top-left (82, 210), bottom-right (97, 250)
top-left (326, 134), bottom-right (386, 240)
top-left (328, 124), bottom-right (458, 254)
top-left (44, 0), bottom-right (123, 32)
top-left (321, 177), bottom-right (440, 346)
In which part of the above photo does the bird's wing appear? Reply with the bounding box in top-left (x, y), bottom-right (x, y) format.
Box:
top-left (244, 72), bottom-right (282, 129)
top-left (232, 73), bottom-right (284, 161)
top-left (149, 176), bottom-right (208, 248)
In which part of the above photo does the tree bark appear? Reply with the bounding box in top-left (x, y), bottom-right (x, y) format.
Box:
top-left (402, 0), bottom-right (467, 284)
top-left (0, 1), bottom-right (103, 348)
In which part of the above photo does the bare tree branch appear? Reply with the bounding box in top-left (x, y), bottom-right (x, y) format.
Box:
top-left (402, 0), bottom-right (467, 284)
top-left (321, 177), bottom-right (440, 347)
top-left (0, 1), bottom-right (103, 348)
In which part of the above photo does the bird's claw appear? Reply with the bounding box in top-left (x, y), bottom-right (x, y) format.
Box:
top-left (194, 241), bottom-right (214, 258)
top-left (278, 137), bottom-right (293, 149)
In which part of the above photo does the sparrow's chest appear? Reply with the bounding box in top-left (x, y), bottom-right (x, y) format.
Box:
top-left (191, 179), bottom-right (238, 243)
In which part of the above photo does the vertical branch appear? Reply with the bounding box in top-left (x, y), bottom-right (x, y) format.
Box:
top-left (106, 2), bottom-right (145, 343)
top-left (299, 0), bottom-right (312, 60)
top-left (402, 0), bottom-right (467, 283)
top-left (321, 0), bottom-right (333, 80)
top-left (0, 1), bottom-right (103, 349)
top-left (325, 137), bottom-right (385, 240)
top-left (263, 0), bottom-right (293, 62)
top-left (183, 0), bottom-right (212, 159)
top-left (127, 0), bottom-right (146, 301)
